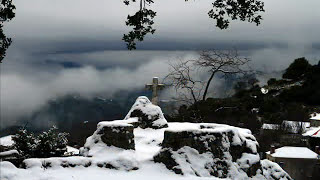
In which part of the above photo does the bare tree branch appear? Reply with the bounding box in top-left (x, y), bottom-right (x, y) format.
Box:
top-left (165, 49), bottom-right (251, 104)
top-left (196, 49), bottom-right (251, 100)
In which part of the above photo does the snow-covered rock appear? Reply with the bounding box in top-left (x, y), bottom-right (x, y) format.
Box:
top-left (261, 159), bottom-right (292, 180)
top-left (0, 99), bottom-right (292, 179)
top-left (154, 123), bottom-right (263, 178)
top-left (0, 122), bottom-right (291, 180)
top-left (78, 120), bottom-right (139, 171)
top-left (124, 96), bottom-right (168, 129)
top-left (81, 120), bottom-right (136, 154)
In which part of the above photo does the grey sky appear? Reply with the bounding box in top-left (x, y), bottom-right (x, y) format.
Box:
top-left (4, 0), bottom-right (320, 51)
top-left (1, 0), bottom-right (320, 128)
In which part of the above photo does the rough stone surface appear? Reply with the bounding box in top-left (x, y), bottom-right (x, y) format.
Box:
top-left (154, 124), bottom-right (263, 178)
top-left (97, 124), bottom-right (135, 150)
top-left (124, 96), bottom-right (168, 129)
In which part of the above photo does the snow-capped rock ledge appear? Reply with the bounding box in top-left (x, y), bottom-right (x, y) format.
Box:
top-left (0, 97), bottom-right (292, 180)
top-left (0, 122), bottom-right (292, 180)
top-left (154, 123), bottom-right (261, 178)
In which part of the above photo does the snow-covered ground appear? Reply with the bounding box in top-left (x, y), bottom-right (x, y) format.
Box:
top-left (0, 160), bottom-right (219, 180)
top-left (1, 123), bottom-right (291, 180)
top-left (0, 125), bottom-right (221, 180)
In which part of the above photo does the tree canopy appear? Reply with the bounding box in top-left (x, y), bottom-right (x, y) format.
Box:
top-left (123, 0), bottom-right (265, 50)
top-left (0, 0), bottom-right (266, 62)
top-left (282, 57), bottom-right (311, 80)
top-left (0, 0), bottom-right (15, 63)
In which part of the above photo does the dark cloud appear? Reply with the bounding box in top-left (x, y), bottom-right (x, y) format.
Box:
top-left (1, 0), bottom-right (320, 128)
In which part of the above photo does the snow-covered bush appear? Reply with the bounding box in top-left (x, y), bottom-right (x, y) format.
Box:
top-left (12, 129), bottom-right (36, 158)
top-left (34, 126), bottom-right (68, 158)
top-left (12, 126), bottom-right (68, 159)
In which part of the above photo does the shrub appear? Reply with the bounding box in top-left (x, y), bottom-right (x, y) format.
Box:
top-left (11, 129), bottom-right (36, 158)
top-left (282, 57), bottom-right (311, 80)
top-left (12, 126), bottom-right (68, 159)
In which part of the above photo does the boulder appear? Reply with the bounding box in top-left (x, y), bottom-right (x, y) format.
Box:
top-left (97, 122), bottom-right (135, 150)
top-left (81, 121), bottom-right (135, 157)
top-left (154, 123), bottom-right (291, 179)
top-left (124, 96), bottom-right (168, 129)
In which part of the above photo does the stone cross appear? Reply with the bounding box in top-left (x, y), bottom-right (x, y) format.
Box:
top-left (145, 77), bottom-right (165, 105)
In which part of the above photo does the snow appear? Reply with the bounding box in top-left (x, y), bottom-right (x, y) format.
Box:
top-left (262, 124), bottom-right (280, 130)
top-left (0, 150), bottom-right (19, 157)
top-left (261, 88), bottom-right (269, 94)
top-left (262, 121), bottom-right (310, 134)
top-left (303, 127), bottom-right (320, 138)
top-left (0, 123), bottom-right (222, 180)
top-left (0, 122), bottom-right (290, 180)
top-left (124, 96), bottom-right (168, 128)
top-left (98, 120), bottom-right (134, 128)
top-left (0, 135), bottom-right (14, 146)
top-left (260, 160), bottom-right (292, 180)
top-left (310, 113), bottom-right (320, 120)
top-left (0, 161), bottom-right (221, 180)
top-left (266, 146), bottom-right (318, 159)
top-left (66, 146), bottom-right (79, 155)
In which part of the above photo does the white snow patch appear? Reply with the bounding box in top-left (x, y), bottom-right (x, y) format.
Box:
top-left (261, 159), bottom-right (292, 180)
top-left (303, 127), bottom-right (320, 138)
top-left (0, 150), bottom-right (19, 157)
top-left (266, 146), bottom-right (318, 159)
top-left (310, 113), bottom-right (320, 121)
top-left (66, 146), bottom-right (79, 155)
top-left (0, 135), bottom-right (14, 147)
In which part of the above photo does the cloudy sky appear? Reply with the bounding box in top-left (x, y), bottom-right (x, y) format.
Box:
top-left (1, 0), bottom-right (320, 128)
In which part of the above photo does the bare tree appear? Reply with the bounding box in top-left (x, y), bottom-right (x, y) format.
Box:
top-left (196, 50), bottom-right (250, 100)
top-left (165, 59), bottom-right (204, 105)
top-left (165, 49), bottom-right (250, 104)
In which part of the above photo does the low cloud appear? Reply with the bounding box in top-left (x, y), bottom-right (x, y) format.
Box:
top-left (1, 46), bottom-right (320, 129)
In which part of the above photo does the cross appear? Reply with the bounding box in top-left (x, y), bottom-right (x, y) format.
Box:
top-left (145, 77), bottom-right (165, 105)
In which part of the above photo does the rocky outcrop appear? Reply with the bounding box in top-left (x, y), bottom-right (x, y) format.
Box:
top-left (97, 122), bottom-right (135, 150)
top-left (124, 96), bottom-right (168, 129)
top-left (153, 123), bottom-right (291, 179)
top-left (81, 121), bottom-right (135, 155)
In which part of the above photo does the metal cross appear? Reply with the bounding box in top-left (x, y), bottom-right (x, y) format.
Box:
top-left (145, 77), bottom-right (165, 105)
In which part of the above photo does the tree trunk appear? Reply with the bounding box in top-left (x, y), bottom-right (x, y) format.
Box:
top-left (190, 89), bottom-right (197, 104)
top-left (202, 72), bottom-right (215, 101)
